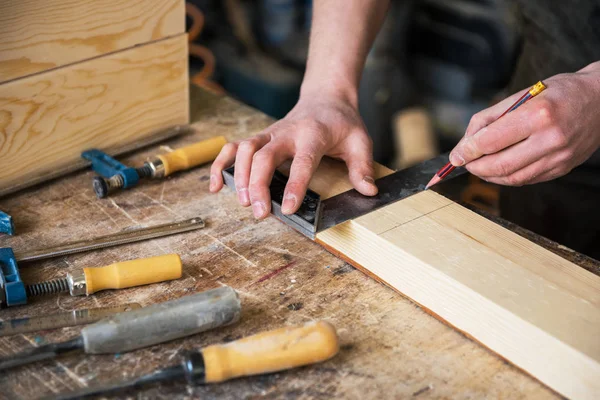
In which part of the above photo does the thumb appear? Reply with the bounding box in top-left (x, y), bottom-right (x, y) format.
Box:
top-left (342, 136), bottom-right (378, 196)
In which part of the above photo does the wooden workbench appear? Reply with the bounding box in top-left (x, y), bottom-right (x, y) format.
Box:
top-left (1, 86), bottom-right (597, 399)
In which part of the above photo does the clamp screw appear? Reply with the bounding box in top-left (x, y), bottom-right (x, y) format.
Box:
top-left (93, 164), bottom-right (154, 198)
top-left (26, 278), bottom-right (70, 297)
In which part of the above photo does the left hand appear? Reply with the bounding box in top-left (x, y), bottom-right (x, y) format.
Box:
top-left (449, 61), bottom-right (600, 186)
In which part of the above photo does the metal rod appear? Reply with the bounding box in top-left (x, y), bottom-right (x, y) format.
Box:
top-left (14, 217), bottom-right (205, 263)
top-left (0, 304), bottom-right (141, 337)
top-left (0, 337), bottom-right (83, 371)
top-left (50, 365), bottom-right (184, 400)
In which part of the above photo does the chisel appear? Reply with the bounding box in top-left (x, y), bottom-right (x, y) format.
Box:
top-left (0, 303), bottom-right (142, 337)
top-left (49, 321), bottom-right (340, 400)
top-left (0, 286), bottom-right (241, 371)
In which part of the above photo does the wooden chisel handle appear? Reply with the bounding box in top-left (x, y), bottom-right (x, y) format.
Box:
top-left (201, 321), bottom-right (339, 383)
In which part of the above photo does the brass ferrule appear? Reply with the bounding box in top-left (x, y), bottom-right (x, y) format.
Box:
top-left (529, 81), bottom-right (546, 97)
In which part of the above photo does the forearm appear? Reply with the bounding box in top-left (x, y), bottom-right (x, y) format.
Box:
top-left (300, 0), bottom-right (390, 107)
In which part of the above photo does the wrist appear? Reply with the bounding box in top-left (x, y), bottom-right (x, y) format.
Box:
top-left (299, 75), bottom-right (359, 109)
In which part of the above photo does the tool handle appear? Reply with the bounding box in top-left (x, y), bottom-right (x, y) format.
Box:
top-left (83, 254), bottom-right (182, 295)
top-left (82, 286), bottom-right (241, 354)
top-left (158, 136), bottom-right (227, 177)
top-left (201, 321), bottom-right (339, 383)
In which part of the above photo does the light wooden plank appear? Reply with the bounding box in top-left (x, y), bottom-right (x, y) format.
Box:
top-left (316, 177), bottom-right (600, 399)
top-left (278, 157), bottom-right (394, 200)
top-left (0, 0), bottom-right (185, 83)
top-left (0, 34), bottom-right (189, 192)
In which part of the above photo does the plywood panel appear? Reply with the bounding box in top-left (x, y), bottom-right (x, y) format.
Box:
top-left (0, 34), bottom-right (189, 192)
top-left (317, 184), bottom-right (600, 399)
top-left (0, 0), bottom-right (185, 83)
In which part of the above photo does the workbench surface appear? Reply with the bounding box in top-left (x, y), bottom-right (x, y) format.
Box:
top-left (1, 86), bottom-right (597, 399)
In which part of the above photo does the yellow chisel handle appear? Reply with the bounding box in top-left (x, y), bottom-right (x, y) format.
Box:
top-left (201, 321), bottom-right (340, 383)
top-left (157, 136), bottom-right (227, 177)
top-left (83, 254), bottom-right (182, 295)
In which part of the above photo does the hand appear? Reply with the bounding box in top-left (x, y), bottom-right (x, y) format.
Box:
top-left (449, 61), bottom-right (600, 186)
top-left (209, 94), bottom-right (378, 219)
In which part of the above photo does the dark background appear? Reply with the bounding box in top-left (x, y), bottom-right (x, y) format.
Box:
top-left (185, 0), bottom-right (599, 259)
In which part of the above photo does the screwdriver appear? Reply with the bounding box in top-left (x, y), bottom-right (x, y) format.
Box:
top-left (93, 136), bottom-right (228, 198)
top-left (50, 321), bottom-right (340, 400)
top-left (0, 286), bottom-right (241, 372)
top-left (25, 254), bottom-right (183, 299)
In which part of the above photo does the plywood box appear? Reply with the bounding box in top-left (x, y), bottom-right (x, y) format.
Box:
top-left (0, 0), bottom-right (185, 83)
top-left (0, 34), bottom-right (189, 193)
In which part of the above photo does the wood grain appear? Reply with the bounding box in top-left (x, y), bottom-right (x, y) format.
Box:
top-left (279, 157), bottom-right (394, 200)
top-left (0, 34), bottom-right (189, 192)
top-left (317, 189), bottom-right (600, 400)
top-left (0, 0), bottom-right (185, 84)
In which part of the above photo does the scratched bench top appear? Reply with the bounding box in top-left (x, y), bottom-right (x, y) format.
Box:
top-left (0, 86), bottom-right (568, 399)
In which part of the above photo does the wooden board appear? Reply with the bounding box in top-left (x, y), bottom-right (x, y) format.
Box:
top-left (314, 163), bottom-right (600, 399)
top-left (0, 33), bottom-right (189, 193)
top-left (0, 0), bottom-right (185, 84)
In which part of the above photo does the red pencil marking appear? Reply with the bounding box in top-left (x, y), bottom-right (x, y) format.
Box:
top-left (252, 261), bottom-right (297, 285)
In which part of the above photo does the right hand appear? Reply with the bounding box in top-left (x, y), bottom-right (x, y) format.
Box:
top-left (209, 94), bottom-right (378, 219)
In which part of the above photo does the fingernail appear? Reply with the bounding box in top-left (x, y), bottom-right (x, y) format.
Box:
top-left (281, 193), bottom-right (297, 214)
top-left (252, 201), bottom-right (267, 219)
top-left (238, 188), bottom-right (250, 205)
top-left (363, 176), bottom-right (375, 185)
top-left (450, 152), bottom-right (465, 166)
top-left (209, 175), bottom-right (217, 191)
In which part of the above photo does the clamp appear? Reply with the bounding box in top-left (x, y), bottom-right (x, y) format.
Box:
top-left (81, 149), bottom-right (146, 197)
top-left (82, 136), bottom-right (227, 198)
top-left (0, 211), bottom-right (14, 235)
top-left (0, 248), bottom-right (26, 307)
top-left (0, 216), bottom-right (204, 308)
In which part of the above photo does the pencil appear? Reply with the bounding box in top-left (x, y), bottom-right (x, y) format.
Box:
top-left (425, 81), bottom-right (547, 189)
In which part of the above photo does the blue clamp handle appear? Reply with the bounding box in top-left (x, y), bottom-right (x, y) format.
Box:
top-left (82, 149), bottom-right (139, 188)
top-left (0, 248), bottom-right (26, 307)
top-left (0, 211), bottom-right (14, 235)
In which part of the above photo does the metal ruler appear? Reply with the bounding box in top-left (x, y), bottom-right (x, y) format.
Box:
top-left (0, 303), bottom-right (142, 336)
top-left (14, 217), bottom-right (205, 263)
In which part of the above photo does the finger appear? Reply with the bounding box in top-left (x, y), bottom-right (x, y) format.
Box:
top-left (526, 166), bottom-right (572, 185)
top-left (464, 88), bottom-right (530, 137)
top-left (483, 153), bottom-right (565, 186)
top-left (234, 134), bottom-right (270, 206)
top-left (341, 135), bottom-right (378, 196)
top-left (210, 142), bottom-right (238, 192)
top-left (281, 151), bottom-right (325, 215)
top-left (450, 96), bottom-right (552, 167)
top-left (248, 144), bottom-right (291, 219)
top-left (465, 135), bottom-right (550, 178)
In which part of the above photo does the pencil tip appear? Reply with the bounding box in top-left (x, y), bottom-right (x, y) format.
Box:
top-left (425, 175), bottom-right (441, 189)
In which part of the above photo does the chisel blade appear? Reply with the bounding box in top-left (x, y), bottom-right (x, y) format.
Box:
top-left (0, 304), bottom-right (142, 337)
